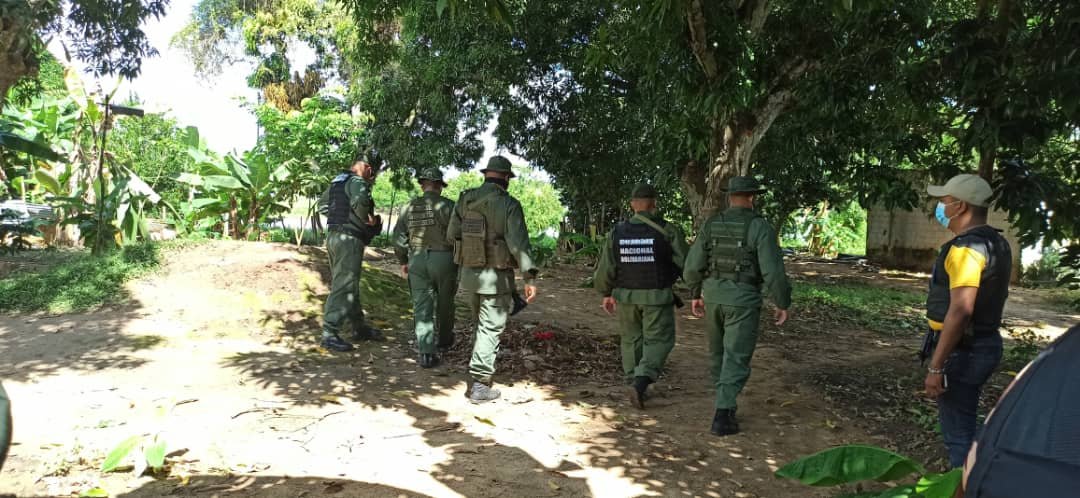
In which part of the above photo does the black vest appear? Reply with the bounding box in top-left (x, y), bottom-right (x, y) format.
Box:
top-left (926, 226), bottom-right (1011, 336)
top-left (613, 221), bottom-right (676, 290)
top-left (326, 172), bottom-right (364, 237)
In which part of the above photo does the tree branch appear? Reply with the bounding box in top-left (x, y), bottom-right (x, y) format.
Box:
top-left (686, 0), bottom-right (719, 81)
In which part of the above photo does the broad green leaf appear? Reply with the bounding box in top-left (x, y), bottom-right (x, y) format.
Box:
top-left (34, 170), bottom-right (63, 194)
top-left (916, 469), bottom-right (962, 498)
top-left (175, 172), bottom-right (206, 187)
top-left (102, 435), bottom-right (142, 472)
top-left (202, 175), bottom-right (245, 190)
top-left (183, 126), bottom-right (201, 148)
top-left (64, 66), bottom-right (88, 106)
top-left (191, 197), bottom-right (224, 209)
top-left (79, 487), bottom-right (109, 498)
top-left (843, 0), bottom-right (853, 11)
top-left (145, 437), bottom-right (167, 470)
top-left (225, 155), bottom-right (252, 188)
top-left (0, 131), bottom-right (62, 161)
top-left (436, 0), bottom-right (448, 17)
top-left (774, 445), bottom-right (923, 487)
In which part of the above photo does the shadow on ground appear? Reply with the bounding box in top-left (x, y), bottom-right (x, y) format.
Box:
top-left (0, 303), bottom-right (157, 382)
top-left (219, 248), bottom-right (825, 498)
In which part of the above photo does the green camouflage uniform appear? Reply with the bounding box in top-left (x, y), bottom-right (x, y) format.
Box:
top-left (447, 158), bottom-right (537, 385)
top-left (683, 178), bottom-right (792, 411)
top-left (319, 173), bottom-right (377, 339)
top-left (593, 210), bottom-right (689, 384)
top-left (393, 171), bottom-right (458, 355)
top-left (0, 381), bottom-right (10, 471)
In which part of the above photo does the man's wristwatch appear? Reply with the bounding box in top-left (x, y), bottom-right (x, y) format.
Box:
top-left (928, 366), bottom-right (945, 375)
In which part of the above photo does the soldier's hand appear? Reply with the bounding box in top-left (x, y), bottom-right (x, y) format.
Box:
top-left (602, 296), bottom-right (616, 315)
top-left (774, 308), bottom-right (790, 326)
top-left (524, 284), bottom-right (538, 303)
top-left (691, 299), bottom-right (705, 318)
top-left (401, 265), bottom-right (408, 277)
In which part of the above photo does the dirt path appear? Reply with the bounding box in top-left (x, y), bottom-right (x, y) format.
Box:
top-left (1, 242), bottom-right (1073, 497)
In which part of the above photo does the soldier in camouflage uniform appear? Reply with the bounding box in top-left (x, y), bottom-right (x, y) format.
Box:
top-left (684, 176), bottom-right (792, 436)
top-left (393, 168), bottom-right (459, 368)
top-left (447, 156), bottom-right (538, 403)
top-left (593, 183), bottom-right (690, 409)
top-left (318, 157), bottom-right (385, 352)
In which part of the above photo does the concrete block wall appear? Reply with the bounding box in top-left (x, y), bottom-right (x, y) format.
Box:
top-left (867, 202), bottom-right (1023, 281)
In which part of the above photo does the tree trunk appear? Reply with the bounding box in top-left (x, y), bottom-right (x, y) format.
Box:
top-left (977, 142), bottom-right (996, 181)
top-left (0, 17), bottom-right (38, 112)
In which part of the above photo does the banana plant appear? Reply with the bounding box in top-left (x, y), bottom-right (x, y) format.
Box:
top-left (177, 132), bottom-right (290, 239)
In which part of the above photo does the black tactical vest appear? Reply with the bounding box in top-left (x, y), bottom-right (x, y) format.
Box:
top-left (926, 226), bottom-right (1011, 336)
top-left (613, 221), bottom-right (676, 290)
top-left (326, 172), bottom-right (353, 226)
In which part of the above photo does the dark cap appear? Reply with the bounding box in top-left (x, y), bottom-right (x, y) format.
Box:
top-left (722, 176), bottom-right (766, 195)
top-left (631, 183), bottom-right (658, 199)
top-left (480, 155), bottom-right (515, 178)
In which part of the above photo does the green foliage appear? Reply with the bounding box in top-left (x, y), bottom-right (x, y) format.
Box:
top-left (372, 170), bottom-right (421, 210)
top-left (1, 0), bottom-right (165, 96)
top-left (0, 243), bottom-right (160, 313)
top-left (440, 168), bottom-right (565, 236)
top-left (108, 107), bottom-right (198, 208)
top-left (530, 234), bottom-right (557, 268)
top-left (508, 168), bottom-right (566, 236)
top-left (794, 282), bottom-right (924, 335)
top-left (777, 445), bottom-right (961, 498)
top-left (775, 445), bottom-right (924, 487)
top-left (101, 435), bottom-right (141, 473)
top-left (178, 140), bottom-right (291, 240)
top-left (783, 201), bottom-right (868, 256)
top-left (1002, 328), bottom-right (1046, 372)
top-left (368, 232), bottom-right (393, 248)
top-left (565, 233), bottom-right (603, 265)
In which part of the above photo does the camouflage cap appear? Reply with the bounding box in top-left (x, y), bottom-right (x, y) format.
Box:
top-left (416, 167), bottom-right (447, 186)
top-left (631, 183), bottom-right (658, 199)
top-left (480, 155), bottom-right (516, 178)
top-left (722, 176), bottom-right (767, 195)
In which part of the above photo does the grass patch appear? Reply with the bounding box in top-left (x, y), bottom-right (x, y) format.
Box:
top-left (794, 281), bottom-right (925, 334)
top-left (1043, 288), bottom-right (1080, 314)
top-left (0, 243), bottom-right (162, 314)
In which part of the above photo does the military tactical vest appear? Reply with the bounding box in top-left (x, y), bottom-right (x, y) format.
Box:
top-left (926, 226), bottom-right (1011, 336)
top-left (613, 220), bottom-right (676, 289)
top-left (454, 189), bottom-right (517, 269)
top-left (326, 172), bottom-right (365, 238)
top-left (406, 196), bottom-right (451, 251)
top-left (706, 214), bottom-right (762, 286)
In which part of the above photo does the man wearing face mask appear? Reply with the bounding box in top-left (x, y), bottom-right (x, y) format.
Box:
top-left (922, 173), bottom-right (1012, 469)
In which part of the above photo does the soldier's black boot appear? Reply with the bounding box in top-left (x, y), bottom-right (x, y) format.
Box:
top-left (351, 324), bottom-right (386, 342)
top-left (419, 353), bottom-right (440, 369)
top-left (438, 335), bottom-right (455, 353)
top-left (321, 334), bottom-right (354, 352)
top-left (710, 409), bottom-right (739, 436)
top-left (469, 382), bottom-right (501, 404)
top-left (510, 292), bottom-right (528, 316)
top-left (630, 376), bottom-right (651, 409)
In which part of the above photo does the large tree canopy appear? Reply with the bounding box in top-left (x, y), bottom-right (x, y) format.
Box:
top-left (0, 0), bottom-right (167, 109)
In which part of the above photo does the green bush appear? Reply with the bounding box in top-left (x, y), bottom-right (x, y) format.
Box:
top-left (0, 243), bottom-right (162, 313)
top-left (368, 233), bottom-right (393, 248)
top-left (531, 234), bottom-right (558, 267)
